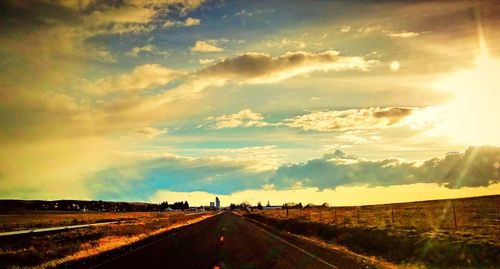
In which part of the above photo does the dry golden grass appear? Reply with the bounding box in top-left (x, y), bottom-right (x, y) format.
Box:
top-left (0, 211), bottom-right (216, 269)
top-left (248, 195), bottom-right (500, 268)
top-left (258, 195), bottom-right (499, 243)
top-left (0, 211), bottom-right (167, 232)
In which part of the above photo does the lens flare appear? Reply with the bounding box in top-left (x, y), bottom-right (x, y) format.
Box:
top-left (433, 23), bottom-right (499, 146)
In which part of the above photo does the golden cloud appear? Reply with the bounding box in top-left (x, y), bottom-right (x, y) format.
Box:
top-left (199, 50), bottom-right (376, 83)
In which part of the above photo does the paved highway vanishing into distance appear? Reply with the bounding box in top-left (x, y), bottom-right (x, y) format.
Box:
top-left (68, 212), bottom-right (378, 269)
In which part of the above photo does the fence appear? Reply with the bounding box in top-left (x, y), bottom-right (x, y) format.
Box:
top-left (256, 195), bottom-right (499, 238)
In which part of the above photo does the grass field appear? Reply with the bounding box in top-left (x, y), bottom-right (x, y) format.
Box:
top-left (250, 195), bottom-right (500, 268)
top-left (259, 195), bottom-right (499, 239)
top-left (0, 211), bottom-right (170, 233)
top-left (0, 211), bottom-right (215, 269)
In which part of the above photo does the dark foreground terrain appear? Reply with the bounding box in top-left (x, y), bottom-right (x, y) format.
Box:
top-left (66, 211), bottom-right (378, 269)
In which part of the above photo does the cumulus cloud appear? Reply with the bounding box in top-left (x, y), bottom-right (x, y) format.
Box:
top-left (203, 109), bottom-right (270, 129)
top-left (198, 50), bottom-right (376, 83)
top-left (89, 146), bottom-right (500, 201)
top-left (86, 64), bottom-right (183, 95)
top-left (126, 44), bottom-right (169, 57)
top-left (132, 127), bottom-right (168, 138)
top-left (191, 40), bottom-right (224, 52)
top-left (285, 107), bottom-right (414, 131)
top-left (270, 146), bottom-right (500, 190)
top-left (163, 17), bottom-right (201, 28)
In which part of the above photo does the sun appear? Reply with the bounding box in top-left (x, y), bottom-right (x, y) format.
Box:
top-left (432, 28), bottom-right (500, 146)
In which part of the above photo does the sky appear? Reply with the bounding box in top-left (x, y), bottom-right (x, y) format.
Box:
top-left (0, 0), bottom-right (499, 206)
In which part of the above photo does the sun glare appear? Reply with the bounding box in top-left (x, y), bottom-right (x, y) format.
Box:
top-left (433, 28), bottom-right (500, 146)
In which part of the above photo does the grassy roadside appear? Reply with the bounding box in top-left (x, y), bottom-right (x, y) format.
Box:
top-left (0, 212), bottom-right (215, 269)
top-left (245, 213), bottom-right (499, 268)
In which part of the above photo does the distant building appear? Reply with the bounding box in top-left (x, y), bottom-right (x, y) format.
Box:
top-left (215, 197), bottom-right (220, 209)
top-left (210, 202), bottom-right (215, 208)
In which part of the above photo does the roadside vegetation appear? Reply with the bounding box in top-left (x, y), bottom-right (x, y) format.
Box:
top-left (247, 195), bottom-right (500, 268)
top-left (0, 211), bottom-right (214, 268)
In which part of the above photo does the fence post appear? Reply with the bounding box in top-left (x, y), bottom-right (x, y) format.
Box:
top-left (334, 209), bottom-right (337, 224)
top-left (452, 201), bottom-right (457, 231)
top-left (357, 207), bottom-right (360, 225)
top-left (319, 207), bottom-right (322, 221)
top-left (286, 206), bottom-right (289, 218)
top-left (391, 204), bottom-right (395, 224)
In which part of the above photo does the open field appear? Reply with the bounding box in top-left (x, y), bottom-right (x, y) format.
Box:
top-left (259, 195), bottom-right (499, 239)
top-left (249, 195), bottom-right (500, 268)
top-left (0, 211), bottom-right (177, 233)
top-left (0, 211), bottom-right (216, 269)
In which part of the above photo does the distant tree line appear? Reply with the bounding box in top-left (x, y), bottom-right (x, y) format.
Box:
top-left (228, 201), bottom-right (330, 211)
top-left (159, 201), bottom-right (189, 210)
top-left (0, 199), bottom-right (192, 212)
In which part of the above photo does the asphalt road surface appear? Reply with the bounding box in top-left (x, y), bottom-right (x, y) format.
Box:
top-left (91, 212), bottom-right (376, 269)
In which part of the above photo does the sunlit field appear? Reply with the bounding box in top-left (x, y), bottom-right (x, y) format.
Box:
top-left (0, 211), bottom-right (215, 268)
top-left (248, 195), bottom-right (499, 267)
top-left (0, 211), bottom-right (168, 232)
top-left (257, 195), bottom-right (499, 237)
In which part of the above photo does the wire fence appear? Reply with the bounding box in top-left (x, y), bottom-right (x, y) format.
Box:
top-left (256, 195), bottom-right (499, 238)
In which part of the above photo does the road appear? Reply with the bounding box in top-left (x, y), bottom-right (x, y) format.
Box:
top-left (89, 212), bottom-right (376, 269)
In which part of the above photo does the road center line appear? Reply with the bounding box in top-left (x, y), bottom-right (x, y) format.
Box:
top-left (244, 218), bottom-right (338, 269)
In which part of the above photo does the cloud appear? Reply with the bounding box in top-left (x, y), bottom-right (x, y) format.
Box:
top-left (76, 1), bottom-right (204, 35)
top-left (191, 40), bottom-right (224, 52)
top-left (202, 145), bottom-right (283, 172)
top-left (356, 25), bottom-right (422, 39)
top-left (340, 26), bottom-right (351, 33)
top-left (357, 26), bottom-right (383, 33)
top-left (184, 17), bottom-right (201, 26)
top-left (126, 44), bottom-right (169, 57)
top-left (131, 127), bottom-right (168, 138)
top-left (198, 50), bottom-right (376, 83)
top-left (199, 58), bottom-right (215, 65)
top-left (388, 31), bottom-right (420, 38)
top-left (233, 8), bottom-right (274, 18)
top-left (86, 64), bottom-right (183, 95)
top-left (163, 17), bottom-right (201, 28)
top-left (89, 5), bottom-right (156, 25)
top-left (150, 183), bottom-right (500, 207)
top-left (86, 152), bottom-right (274, 200)
top-left (203, 109), bottom-right (270, 129)
top-left (285, 107), bottom-right (414, 131)
top-left (265, 38), bottom-right (306, 49)
top-left (270, 146), bottom-right (500, 190)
